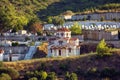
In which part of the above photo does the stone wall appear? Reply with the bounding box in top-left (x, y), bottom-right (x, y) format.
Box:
top-left (83, 30), bottom-right (118, 40)
top-left (72, 12), bottom-right (120, 20)
top-left (0, 46), bottom-right (29, 54)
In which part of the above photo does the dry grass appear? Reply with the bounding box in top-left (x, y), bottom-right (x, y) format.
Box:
top-left (4, 53), bottom-right (96, 71)
top-left (3, 50), bottom-right (120, 78)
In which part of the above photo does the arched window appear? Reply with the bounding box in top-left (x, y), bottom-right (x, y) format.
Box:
top-left (59, 50), bottom-right (61, 56)
top-left (50, 49), bottom-right (52, 53)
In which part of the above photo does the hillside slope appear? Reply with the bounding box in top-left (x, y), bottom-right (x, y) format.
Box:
top-left (0, 0), bottom-right (120, 31)
top-left (4, 52), bottom-right (120, 80)
top-left (0, 0), bottom-right (120, 20)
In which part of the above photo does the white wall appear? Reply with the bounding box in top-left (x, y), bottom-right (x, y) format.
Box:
top-left (0, 54), bottom-right (3, 61)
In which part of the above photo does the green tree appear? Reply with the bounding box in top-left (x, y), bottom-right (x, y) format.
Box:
top-left (52, 16), bottom-right (65, 26)
top-left (70, 22), bottom-right (82, 35)
top-left (0, 1), bottom-right (28, 32)
top-left (96, 39), bottom-right (110, 57)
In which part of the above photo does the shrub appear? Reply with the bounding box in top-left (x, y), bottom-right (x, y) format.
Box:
top-left (100, 16), bottom-right (105, 21)
top-left (29, 77), bottom-right (38, 80)
top-left (39, 71), bottom-right (47, 80)
top-left (26, 71), bottom-right (47, 80)
top-left (46, 72), bottom-right (57, 80)
top-left (100, 67), bottom-right (116, 77)
top-left (0, 73), bottom-right (11, 80)
top-left (30, 42), bottom-right (35, 46)
top-left (0, 61), bottom-right (4, 67)
top-left (12, 42), bottom-right (19, 46)
top-left (59, 63), bottom-right (69, 71)
top-left (65, 72), bottom-right (78, 80)
top-left (39, 63), bottom-right (47, 71)
top-left (37, 31), bottom-right (42, 36)
top-left (70, 73), bottom-right (78, 80)
top-left (96, 39), bottom-right (111, 57)
top-left (0, 67), bottom-right (19, 79)
top-left (65, 72), bottom-right (70, 80)
top-left (75, 66), bottom-right (84, 75)
top-left (25, 37), bottom-right (31, 41)
top-left (26, 71), bottom-right (35, 79)
top-left (85, 68), bottom-right (100, 77)
top-left (7, 68), bottom-right (19, 79)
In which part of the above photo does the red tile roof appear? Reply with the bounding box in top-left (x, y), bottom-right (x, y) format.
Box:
top-left (57, 28), bottom-right (70, 32)
top-left (51, 46), bottom-right (67, 49)
top-left (70, 38), bottom-right (78, 41)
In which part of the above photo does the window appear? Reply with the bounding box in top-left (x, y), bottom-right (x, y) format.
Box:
top-left (61, 33), bottom-right (64, 36)
top-left (50, 49), bottom-right (52, 53)
top-left (59, 41), bottom-right (63, 45)
top-left (68, 48), bottom-right (71, 53)
top-left (59, 50), bottom-right (61, 56)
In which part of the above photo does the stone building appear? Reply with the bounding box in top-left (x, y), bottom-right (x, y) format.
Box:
top-left (83, 29), bottom-right (119, 40)
top-left (48, 28), bottom-right (80, 57)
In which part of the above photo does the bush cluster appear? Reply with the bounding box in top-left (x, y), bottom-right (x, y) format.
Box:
top-left (0, 62), bottom-right (19, 80)
top-left (25, 71), bottom-right (57, 80)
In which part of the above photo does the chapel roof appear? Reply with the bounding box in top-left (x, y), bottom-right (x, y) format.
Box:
top-left (57, 28), bottom-right (70, 32)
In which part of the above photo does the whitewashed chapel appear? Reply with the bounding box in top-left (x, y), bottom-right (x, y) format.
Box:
top-left (48, 28), bottom-right (80, 57)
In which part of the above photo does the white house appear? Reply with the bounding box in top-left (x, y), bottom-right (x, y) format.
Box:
top-left (48, 28), bottom-right (80, 57)
top-left (0, 49), bottom-right (4, 61)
